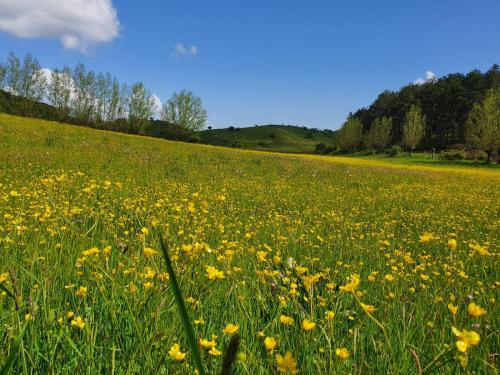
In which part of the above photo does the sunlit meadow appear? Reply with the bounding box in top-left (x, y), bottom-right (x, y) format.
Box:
top-left (0, 114), bottom-right (498, 374)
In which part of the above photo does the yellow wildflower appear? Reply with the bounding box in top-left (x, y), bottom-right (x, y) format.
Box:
top-left (276, 351), bottom-right (298, 374)
top-left (280, 315), bottom-right (295, 326)
top-left (75, 286), bottom-right (87, 297)
top-left (168, 343), bottom-right (186, 361)
top-left (208, 347), bottom-right (222, 356)
top-left (467, 303), bottom-right (486, 318)
top-left (447, 239), bottom-right (457, 250)
top-left (420, 232), bottom-right (434, 243)
top-left (447, 303), bottom-right (458, 315)
top-left (143, 247), bottom-right (158, 257)
top-left (223, 323), bottom-right (239, 334)
top-left (339, 273), bottom-right (360, 293)
top-left (360, 303), bottom-right (376, 314)
top-left (206, 266), bottom-right (225, 280)
top-left (199, 338), bottom-right (217, 349)
top-left (451, 326), bottom-right (480, 353)
top-left (302, 319), bottom-right (316, 331)
top-left (71, 316), bottom-right (85, 330)
top-left (336, 347), bottom-right (349, 359)
top-left (264, 336), bottom-right (277, 351)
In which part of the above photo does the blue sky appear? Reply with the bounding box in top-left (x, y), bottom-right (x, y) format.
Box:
top-left (0, 0), bottom-right (499, 130)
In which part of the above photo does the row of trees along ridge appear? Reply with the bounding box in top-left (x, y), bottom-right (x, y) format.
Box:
top-left (0, 52), bottom-right (207, 139)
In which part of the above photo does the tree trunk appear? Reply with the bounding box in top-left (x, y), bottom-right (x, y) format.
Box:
top-left (486, 151), bottom-right (491, 164)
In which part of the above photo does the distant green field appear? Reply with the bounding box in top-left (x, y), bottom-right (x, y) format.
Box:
top-left (343, 153), bottom-right (500, 170)
top-left (197, 125), bottom-right (337, 153)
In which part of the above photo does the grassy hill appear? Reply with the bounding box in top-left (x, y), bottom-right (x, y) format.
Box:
top-left (1, 89), bottom-right (339, 154)
top-left (0, 114), bottom-right (498, 373)
top-left (197, 124), bottom-right (338, 153)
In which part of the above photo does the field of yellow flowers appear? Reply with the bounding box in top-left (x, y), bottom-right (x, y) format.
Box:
top-left (0, 114), bottom-right (498, 374)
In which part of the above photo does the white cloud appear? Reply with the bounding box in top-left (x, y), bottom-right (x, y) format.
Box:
top-left (414, 70), bottom-right (437, 85)
top-left (172, 43), bottom-right (198, 57)
top-left (425, 71), bottom-right (436, 81)
top-left (0, 0), bottom-right (120, 52)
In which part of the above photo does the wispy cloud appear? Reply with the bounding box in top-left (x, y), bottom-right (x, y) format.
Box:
top-left (0, 0), bottom-right (120, 52)
top-left (172, 43), bottom-right (198, 57)
top-left (414, 70), bottom-right (437, 85)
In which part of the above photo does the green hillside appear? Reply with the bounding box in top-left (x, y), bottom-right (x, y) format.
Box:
top-left (197, 125), bottom-right (338, 153)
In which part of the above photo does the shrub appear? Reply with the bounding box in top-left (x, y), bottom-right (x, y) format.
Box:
top-left (440, 150), bottom-right (466, 160)
top-left (315, 143), bottom-right (327, 154)
top-left (315, 143), bottom-right (335, 154)
top-left (387, 145), bottom-right (402, 157)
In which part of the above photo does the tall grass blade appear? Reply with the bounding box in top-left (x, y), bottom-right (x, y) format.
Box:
top-left (220, 334), bottom-right (240, 375)
top-left (0, 283), bottom-right (15, 301)
top-left (0, 323), bottom-right (28, 375)
top-left (158, 236), bottom-right (205, 375)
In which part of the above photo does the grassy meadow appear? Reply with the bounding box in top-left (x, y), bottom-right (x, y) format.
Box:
top-left (0, 114), bottom-right (499, 374)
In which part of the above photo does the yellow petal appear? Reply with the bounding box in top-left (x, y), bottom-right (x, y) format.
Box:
top-left (456, 340), bottom-right (468, 353)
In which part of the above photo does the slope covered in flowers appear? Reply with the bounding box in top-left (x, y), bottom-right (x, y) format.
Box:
top-left (0, 114), bottom-right (498, 374)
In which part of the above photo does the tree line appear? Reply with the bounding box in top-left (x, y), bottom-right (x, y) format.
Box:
top-left (0, 52), bottom-right (207, 138)
top-left (337, 65), bottom-right (500, 162)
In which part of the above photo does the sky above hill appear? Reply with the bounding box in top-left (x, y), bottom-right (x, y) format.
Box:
top-left (0, 0), bottom-right (499, 130)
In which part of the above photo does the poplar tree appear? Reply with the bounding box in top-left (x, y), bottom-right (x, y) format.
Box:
top-left (466, 89), bottom-right (500, 163)
top-left (338, 117), bottom-right (363, 153)
top-left (128, 82), bottom-right (155, 133)
top-left (365, 116), bottom-right (392, 152)
top-left (402, 105), bottom-right (425, 155)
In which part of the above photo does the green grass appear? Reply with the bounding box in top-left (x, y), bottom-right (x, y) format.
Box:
top-left (0, 114), bottom-right (498, 374)
top-left (197, 124), bottom-right (337, 153)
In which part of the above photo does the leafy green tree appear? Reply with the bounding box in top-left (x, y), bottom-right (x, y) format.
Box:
top-left (48, 66), bottom-right (72, 118)
top-left (338, 117), bottom-right (363, 152)
top-left (94, 72), bottom-right (112, 123)
top-left (0, 62), bottom-right (6, 89)
top-left (118, 82), bottom-right (130, 119)
top-left (72, 63), bottom-right (96, 124)
top-left (466, 89), bottom-right (500, 163)
top-left (4, 52), bottom-right (21, 95)
top-left (19, 53), bottom-right (46, 102)
top-left (402, 105), bottom-right (425, 155)
top-left (128, 82), bottom-right (155, 133)
top-left (365, 116), bottom-right (392, 152)
top-left (107, 78), bottom-right (121, 122)
top-left (160, 90), bottom-right (208, 137)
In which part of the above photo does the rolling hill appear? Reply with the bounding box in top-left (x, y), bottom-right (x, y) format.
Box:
top-left (197, 124), bottom-right (338, 153)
